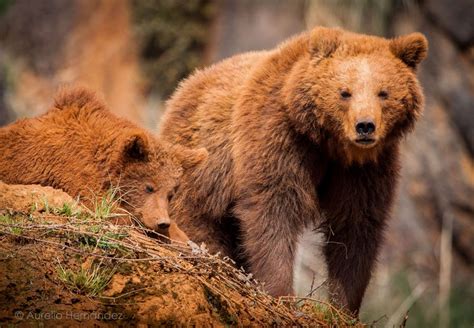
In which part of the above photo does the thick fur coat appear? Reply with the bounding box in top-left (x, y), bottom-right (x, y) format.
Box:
top-left (0, 87), bottom-right (207, 239)
top-left (160, 27), bottom-right (428, 313)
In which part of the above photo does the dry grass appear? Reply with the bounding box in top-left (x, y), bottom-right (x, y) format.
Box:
top-left (0, 205), bottom-right (363, 327)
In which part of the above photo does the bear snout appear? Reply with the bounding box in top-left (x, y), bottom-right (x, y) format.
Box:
top-left (354, 119), bottom-right (378, 147)
top-left (355, 119), bottom-right (376, 136)
top-left (139, 211), bottom-right (172, 233)
top-left (155, 217), bottom-right (171, 231)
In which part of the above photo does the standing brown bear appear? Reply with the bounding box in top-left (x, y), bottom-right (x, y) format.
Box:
top-left (0, 87), bottom-right (207, 240)
top-left (160, 27), bottom-right (428, 313)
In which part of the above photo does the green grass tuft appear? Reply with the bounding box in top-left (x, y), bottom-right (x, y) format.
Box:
top-left (92, 187), bottom-right (122, 220)
top-left (77, 231), bottom-right (129, 251)
top-left (0, 214), bottom-right (23, 235)
top-left (311, 302), bottom-right (359, 326)
top-left (56, 262), bottom-right (116, 297)
top-left (56, 202), bottom-right (74, 216)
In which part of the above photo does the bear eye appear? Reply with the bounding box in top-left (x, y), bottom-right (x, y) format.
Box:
top-left (378, 90), bottom-right (389, 99)
top-left (340, 90), bottom-right (352, 99)
top-left (145, 185), bottom-right (154, 193)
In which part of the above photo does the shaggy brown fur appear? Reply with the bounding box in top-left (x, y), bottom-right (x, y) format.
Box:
top-left (0, 87), bottom-right (207, 240)
top-left (159, 27), bottom-right (427, 314)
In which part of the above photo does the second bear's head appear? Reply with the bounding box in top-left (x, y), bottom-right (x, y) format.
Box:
top-left (284, 27), bottom-right (428, 164)
top-left (108, 132), bottom-right (207, 233)
top-left (54, 86), bottom-right (208, 234)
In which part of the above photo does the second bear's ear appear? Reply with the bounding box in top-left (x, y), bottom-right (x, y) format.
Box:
top-left (309, 27), bottom-right (342, 58)
top-left (173, 145), bottom-right (208, 170)
top-left (121, 133), bottom-right (150, 162)
top-left (390, 33), bottom-right (428, 69)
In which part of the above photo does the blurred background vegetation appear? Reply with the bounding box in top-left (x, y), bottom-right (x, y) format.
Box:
top-left (0, 0), bottom-right (473, 326)
top-left (131, 0), bottom-right (215, 96)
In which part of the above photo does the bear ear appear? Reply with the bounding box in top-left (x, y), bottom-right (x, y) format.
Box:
top-left (309, 27), bottom-right (342, 58)
top-left (121, 133), bottom-right (150, 162)
top-left (390, 32), bottom-right (428, 69)
top-left (173, 145), bottom-right (208, 170)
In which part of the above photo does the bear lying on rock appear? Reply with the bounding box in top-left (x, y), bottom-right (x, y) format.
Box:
top-left (160, 27), bottom-right (428, 313)
top-left (0, 87), bottom-right (207, 241)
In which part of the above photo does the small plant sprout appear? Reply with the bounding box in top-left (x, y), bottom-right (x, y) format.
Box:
top-left (41, 197), bottom-right (51, 214)
top-left (92, 186), bottom-right (124, 220)
top-left (78, 231), bottom-right (129, 251)
top-left (54, 201), bottom-right (83, 217)
top-left (30, 202), bottom-right (38, 214)
top-left (0, 214), bottom-right (23, 235)
top-left (56, 260), bottom-right (116, 297)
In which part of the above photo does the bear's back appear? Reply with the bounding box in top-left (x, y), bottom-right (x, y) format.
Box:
top-left (47, 88), bottom-right (129, 143)
top-left (0, 88), bottom-right (136, 196)
top-left (160, 51), bottom-right (269, 149)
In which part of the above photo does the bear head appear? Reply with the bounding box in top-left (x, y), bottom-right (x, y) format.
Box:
top-left (284, 27), bottom-right (428, 164)
top-left (110, 132), bottom-right (207, 234)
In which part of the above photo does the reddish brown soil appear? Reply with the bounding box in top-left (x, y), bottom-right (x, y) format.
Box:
top-left (0, 183), bottom-right (361, 327)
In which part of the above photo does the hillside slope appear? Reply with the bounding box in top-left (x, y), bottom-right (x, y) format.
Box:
top-left (0, 182), bottom-right (361, 327)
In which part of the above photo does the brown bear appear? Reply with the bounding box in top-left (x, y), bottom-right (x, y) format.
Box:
top-left (0, 87), bottom-right (207, 241)
top-left (159, 27), bottom-right (428, 314)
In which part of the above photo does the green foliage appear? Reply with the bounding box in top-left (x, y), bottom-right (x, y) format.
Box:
top-left (92, 187), bottom-right (122, 220)
top-left (311, 302), bottom-right (359, 326)
top-left (0, 213), bottom-right (22, 235)
top-left (448, 284), bottom-right (474, 328)
top-left (41, 196), bottom-right (51, 214)
top-left (77, 230), bottom-right (129, 252)
top-left (56, 202), bottom-right (74, 216)
top-left (56, 262), bottom-right (116, 297)
top-left (0, 0), bottom-right (12, 16)
top-left (131, 0), bottom-right (216, 96)
top-left (35, 197), bottom-right (81, 217)
top-left (363, 270), bottom-right (474, 327)
top-left (54, 201), bottom-right (81, 217)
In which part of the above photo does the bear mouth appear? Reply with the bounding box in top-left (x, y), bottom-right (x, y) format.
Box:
top-left (354, 137), bottom-right (376, 147)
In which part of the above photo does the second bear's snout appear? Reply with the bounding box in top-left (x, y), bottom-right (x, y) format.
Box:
top-left (155, 217), bottom-right (171, 231)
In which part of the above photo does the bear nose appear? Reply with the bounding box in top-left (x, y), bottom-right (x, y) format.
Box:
top-left (355, 120), bottom-right (376, 136)
top-left (155, 218), bottom-right (170, 231)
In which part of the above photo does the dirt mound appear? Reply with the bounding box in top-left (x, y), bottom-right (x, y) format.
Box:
top-left (0, 181), bottom-right (76, 213)
top-left (0, 183), bottom-right (361, 327)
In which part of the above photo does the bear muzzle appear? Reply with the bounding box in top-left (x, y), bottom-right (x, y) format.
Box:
top-left (354, 119), bottom-right (377, 147)
top-left (154, 217), bottom-right (171, 232)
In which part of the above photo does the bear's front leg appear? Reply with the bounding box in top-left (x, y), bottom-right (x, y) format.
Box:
top-left (320, 158), bottom-right (398, 315)
top-left (323, 219), bottom-right (385, 314)
top-left (231, 124), bottom-right (321, 296)
top-left (234, 191), bottom-right (307, 296)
